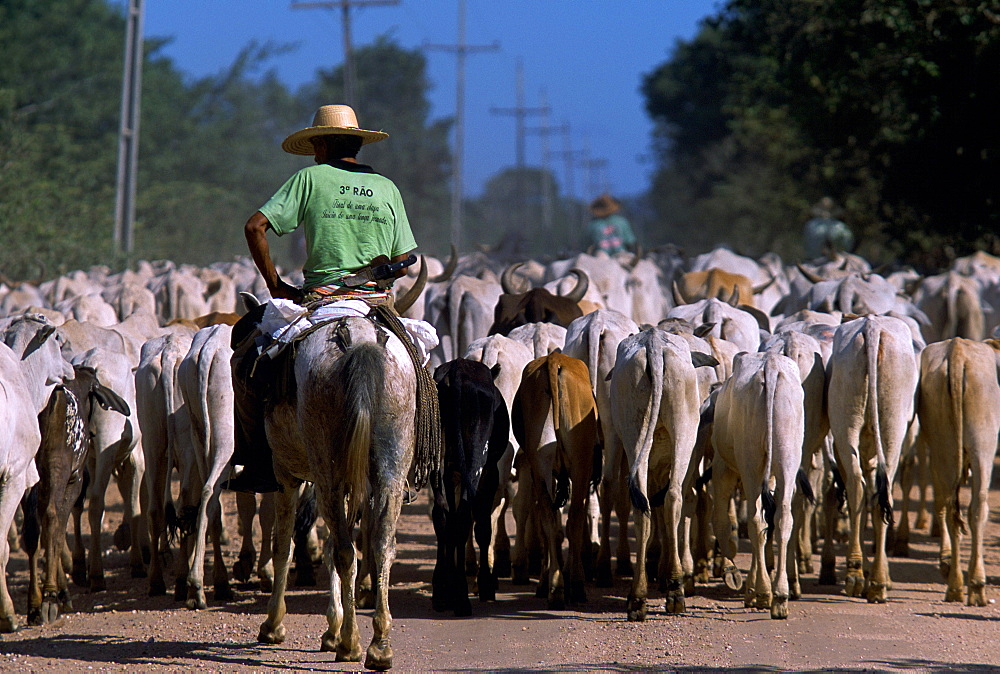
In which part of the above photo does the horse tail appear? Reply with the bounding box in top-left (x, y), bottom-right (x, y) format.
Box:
top-left (339, 343), bottom-right (385, 522)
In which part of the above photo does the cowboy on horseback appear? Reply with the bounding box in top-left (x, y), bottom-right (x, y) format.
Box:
top-left (225, 104), bottom-right (418, 494)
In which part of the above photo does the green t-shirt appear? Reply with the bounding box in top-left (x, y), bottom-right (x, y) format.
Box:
top-left (260, 160), bottom-right (417, 290)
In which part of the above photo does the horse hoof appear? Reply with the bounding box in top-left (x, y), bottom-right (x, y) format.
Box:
top-left (258, 622), bottom-right (286, 644)
top-left (365, 641), bottom-right (393, 671)
top-left (771, 595), bottom-right (789, 619)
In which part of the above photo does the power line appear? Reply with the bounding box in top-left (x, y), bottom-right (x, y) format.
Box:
top-left (114, 0), bottom-right (145, 256)
top-left (290, 0), bottom-right (399, 108)
top-left (424, 0), bottom-right (499, 250)
top-left (526, 90), bottom-right (567, 232)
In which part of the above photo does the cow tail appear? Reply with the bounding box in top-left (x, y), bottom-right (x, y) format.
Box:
top-left (586, 321), bottom-right (601, 395)
top-left (21, 484), bottom-right (40, 557)
top-left (945, 273), bottom-right (959, 341)
top-left (761, 358), bottom-right (779, 536)
top-left (628, 342), bottom-right (664, 514)
top-left (865, 321), bottom-right (893, 526)
top-left (339, 343), bottom-right (384, 522)
top-left (947, 345), bottom-right (969, 536)
top-left (448, 284), bottom-right (463, 361)
top-left (161, 352), bottom-right (181, 522)
top-left (548, 356), bottom-right (563, 437)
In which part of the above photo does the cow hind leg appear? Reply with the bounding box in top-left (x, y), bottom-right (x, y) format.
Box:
top-left (967, 456), bottom-right (990, 607)
top-left (0, 473), bottom-right (28, 632)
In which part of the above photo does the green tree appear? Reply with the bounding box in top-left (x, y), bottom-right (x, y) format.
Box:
top-left (643, 0), bottom-right (1000, 265)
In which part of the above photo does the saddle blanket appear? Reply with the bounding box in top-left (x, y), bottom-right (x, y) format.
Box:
top-left (258, 298), bottom-right (439, 367)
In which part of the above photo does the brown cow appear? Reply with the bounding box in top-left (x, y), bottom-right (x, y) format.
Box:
top-left (488, 265), bottom-right (590, 336)
top-left (511, 352), bottom-right (601, 609)
top-left (674, 268), bottom-right (773, 309)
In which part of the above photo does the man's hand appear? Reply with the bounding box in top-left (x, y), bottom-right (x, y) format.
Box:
top-left (270, 279), bottom-right (303, 302)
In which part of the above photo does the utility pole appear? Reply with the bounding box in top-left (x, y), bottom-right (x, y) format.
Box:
top-left (490, 59), bottom-right (548, 230)
top-left (291, 0), bottom-right (399, 108)
top-left (526, 90), bottom-right (567, 233)
top-left (113, 0), bottom-right (145, 255)
top-left (424, 0), bottom-right (499, 250)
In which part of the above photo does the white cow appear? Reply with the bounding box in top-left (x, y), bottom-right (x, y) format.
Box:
top-left (177, 324), bottom-right (236, 609)
top-left (827, 314), bottom-right (918, 602)
top-left (710, 351), bottom-right (805, 619)
top-left (507, 322), bottom-right (566, 358)
top-left (611, 328), bottom-right (705, 619)
top-left (918, 338), bottom-right (1000, 606)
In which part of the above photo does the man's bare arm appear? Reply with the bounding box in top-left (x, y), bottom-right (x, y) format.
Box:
top-left (244, 211), bottom-right (301, 300)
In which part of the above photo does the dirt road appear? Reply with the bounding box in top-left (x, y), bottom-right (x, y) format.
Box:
top-left (2, 486), bottom-right (1000, 672)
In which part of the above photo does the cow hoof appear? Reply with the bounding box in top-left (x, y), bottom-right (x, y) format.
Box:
top-left (755, 592), bottom-right (772, 610)
top-left (693, 560), bottom-right (710, 585)
top-left (365, 641), bottom-right (393, 671)
top-left (547, 586), bottom-right (566, 611)
top-left (570, 580), bottom-right (587, 604)
top-left (915, 511), bottom-right (929, 531)
top-left (0, 615), bottom-right (19, 633)
top-left (967, 584), bottom-right (987, 607)
top-left (259, 575), bottom-right (273, 594)
top-left (790, 581), bottom-right (801, 601)
top-left (329, 634), bottom-right (362, 662)
top-left (149, 577), bottom-right (167, 596)
top-left (89, 576), bottom-right (106, 593)
top-left (186, 594), bottom-right (208, 611)
top-left (113, 522), bottom-right (131, 551)
top-left (258, 621), bottom-right (286, 644)
top-left (511, 562), bottom-right (531, 586)
top-left (131, 563), bottom-right (147, 579)
top-left (818, 561), bottom-right (837, 586)
top-left (845, 570), bottom-right (865, 598)
top-left (215, 583), bottom-right (234, 602)
top-left (945, 586), bottom-right (964, 603)
top-left (666, 590), bottom-right (686, 615)
top-left (494, 548), bottom-right (511, 578)
top-left (771, 595), bottom-right (789, 619)
top-left (478, 573), bottom-right (498, 602)
top-left (41, 598), bottom-right (60, 624)
top-left (58, 589), bottom-right (73, 612)
top-left (939, 558), bottom-right (952, 580)
top-left (28, 607), bottom-right (43, 626)
top-left (797, 558), bottom-right (813, 575)
top-left (455, 598), bottom-right (473, 617)
top-left (684, 574), bottom-right (695, 596)
top-left (723, 564), bottom-right (743, 591)
top-left (626, 594), bottom-right (647, 622)
top-left (866, 582), bottom-right (888, 603)
top-left (891, 537), bottom-right (910, 558)
top-left (233, 553), bottom-right (254, 583)
top-left (71, 562), bottom-right (88, 588)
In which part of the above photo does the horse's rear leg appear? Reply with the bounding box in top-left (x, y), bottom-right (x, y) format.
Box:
top-left (364, 490), bottom-right (402, 671)
top-left (258, 487), bottom-right (296, 645)
top-left (320, 492), bottom-right (361, 662)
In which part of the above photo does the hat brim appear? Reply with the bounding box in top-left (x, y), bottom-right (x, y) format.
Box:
top-left (590, 203), bottom-right (620, 218)
top-left (281, 126), bottom-right (389, 155)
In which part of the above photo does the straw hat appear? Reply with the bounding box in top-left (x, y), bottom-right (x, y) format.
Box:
top-left (281, 105), bottom-right (388, 155)
top-left (589, 193), bottom-right (621, 218)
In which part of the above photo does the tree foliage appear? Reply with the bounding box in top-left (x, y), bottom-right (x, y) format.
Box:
top-left (0, 1), bottom-right (455, 280)
top-left (643, 0), bottom-right (1000, 267)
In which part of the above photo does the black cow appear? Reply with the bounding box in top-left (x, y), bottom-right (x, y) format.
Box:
top-left (487, 265), bottom-right (590, 336)
top-left (431, 358), bottom-right (509, 616)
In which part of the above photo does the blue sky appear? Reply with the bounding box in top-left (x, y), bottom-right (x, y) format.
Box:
top-left (139, 0), bottom-right (720, 200)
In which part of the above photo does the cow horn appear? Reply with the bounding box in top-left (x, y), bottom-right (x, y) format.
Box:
top-left (672, 280), bottom-right (689, 306)
top-left (394, 256), bottom-right (428, 314)
top-left (738, 304), bottom-right (772, 333)
top-left (500, 263), bottom-right (527, 295)
top-left (727, 285), bottom-right (741, 307)
top-left (751, 275), bottom-right (776, 294)
top-left (796, 264), bottom-right (825, 284)
top-left (429, 243), bottom-right (458, 283)
top-left (562, 268), bottom-right (590, 304)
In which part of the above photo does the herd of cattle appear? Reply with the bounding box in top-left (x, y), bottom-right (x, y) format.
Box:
top-left (1, 244), bottom-right (999, 669)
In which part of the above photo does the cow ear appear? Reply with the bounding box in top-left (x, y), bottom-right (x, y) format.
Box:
top-left (490, 363), bottom-right (501, 381)
top-left (691, 352), bottom-right (720, 369)
top-left (90, 383), bottom-right (131, 416)
top-left (693, 322), bottom-right (715, 338)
